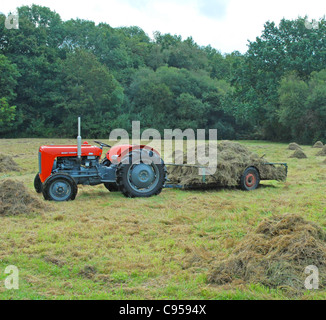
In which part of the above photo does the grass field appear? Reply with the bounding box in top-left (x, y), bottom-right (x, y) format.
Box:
top-left (0, 139), bottom-right (326, 300)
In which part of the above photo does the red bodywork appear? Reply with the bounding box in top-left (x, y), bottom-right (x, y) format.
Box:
top-left (106, 144), bottom-right (158, 163)
top-left (38, 142), bottom-right (159, 183)
top-left (39, 143), bottom-right (102, 183)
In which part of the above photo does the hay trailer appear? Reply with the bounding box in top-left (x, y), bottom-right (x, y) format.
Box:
top-left (164, 162), bottom-right (288, 191)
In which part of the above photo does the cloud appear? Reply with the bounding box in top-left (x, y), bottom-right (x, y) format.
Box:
top-left (1, 0), bottom-right (326, 53)
top-left (198, 0), bottom-right (228, 19)
top-left (127, 0), bottom-right (150, 9)
top-left (120, 0), bottom-right (152, 10)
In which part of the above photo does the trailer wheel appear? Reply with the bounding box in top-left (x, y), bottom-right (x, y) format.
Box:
top-left (240, 167), bottom-right (260, 191)
top-left (117, 150), bottom-right (167, 198)
top-left (104, 182), bottom-right (120, 192)
top-left (34, 173), bottom-right (43, 194)
top-left (42, 173), bottom-right (78, 201)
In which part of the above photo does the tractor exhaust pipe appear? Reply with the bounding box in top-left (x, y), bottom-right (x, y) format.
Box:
top-left (77, 117), bottom-right (82, 161)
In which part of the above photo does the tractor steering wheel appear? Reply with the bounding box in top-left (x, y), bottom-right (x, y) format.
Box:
top-left (94, 141), bottom-right (112, 149)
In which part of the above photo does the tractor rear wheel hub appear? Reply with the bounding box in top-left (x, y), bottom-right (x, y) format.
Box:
top-left (129, 164), bottom-right (155, 189)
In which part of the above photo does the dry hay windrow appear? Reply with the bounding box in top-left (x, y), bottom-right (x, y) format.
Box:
top-left (167, 141), bottom-right (287, 187)
top-left (289, 149), bottom-right (307, 159)
top-left (316, 146), bottom-right (326, 156)
top-left (208, 214), bottom-right (326, 291)
top-left (313, 141), bottom-right (323, 148)
top-left (0, 179), bottom-right (45, 216)
top-left (0, 154), bottom-right (20, 173)
top-left (288, 143), bottom-right (302, 151)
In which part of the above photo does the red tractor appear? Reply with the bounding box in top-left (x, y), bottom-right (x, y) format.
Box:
top-left (34, 118), bottom-right (167, 201)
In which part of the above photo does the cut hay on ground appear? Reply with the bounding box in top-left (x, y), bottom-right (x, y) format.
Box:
top-left (316, 146), bottom-right (326, 156)
top-left (289, 149), bottom-right (307, 159)
top-left (208, 214), bottom-right (326, 290)
top-left (313, 141), bottom-right (323, 148)
top-left (0, 154), bottom-right (20, 173)
top-left (167, 141), bottom-right (287, 187)
top-left (0, 179), bottom-right (45, 216)
top-left (288, 143), bottom-right (302, 150)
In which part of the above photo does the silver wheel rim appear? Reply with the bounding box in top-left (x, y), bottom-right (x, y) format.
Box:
top-left (49, 179), bottom-right (72, 201)
top-left (127, 163), bottom-right (160, 193)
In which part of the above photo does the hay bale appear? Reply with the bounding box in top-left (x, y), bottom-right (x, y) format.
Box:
top-left (167, 141), bottom-right (287, 187)
top-left (313, 141), bottom-right (323, 148)
top-left (316, 146), bottom-right (326, 156)
top-left (288, 143), bottom-right (302, 150)
top-left (258, 163), bottom-right (288, 181)
top-left (0, 179), bottom-right (45, 216)
top-left (289, 150), bottom-right (307, 159)
top-left (208, 214), bottom-right (326, 290)
top-left (0, 154), bottom-right (20, 173)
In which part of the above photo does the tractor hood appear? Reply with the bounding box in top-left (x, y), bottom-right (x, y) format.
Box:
top-left (38, 144), bottom-right (103, 183)
top-left (39, 144), bottom-right (103, 157)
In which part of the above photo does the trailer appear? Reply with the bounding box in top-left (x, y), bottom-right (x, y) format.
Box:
top-left (164, 162), bottom-right (288, 191)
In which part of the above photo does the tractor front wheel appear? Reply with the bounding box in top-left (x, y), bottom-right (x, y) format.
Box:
top-left (42, 173), bottom-right (78, 201)
top-left (34, 173), bottom-right (42, 194)
top-left (240, 167), bottom-right (260, 191)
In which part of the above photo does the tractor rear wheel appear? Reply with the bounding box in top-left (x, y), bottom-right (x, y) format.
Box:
top-left (117, 150), bottom-right (167, 198)
top-left (240, 167), bottom-right (260, 191)
top-left (42, 173), bottom-right (78, 201)
top-left (104, 182), bottom-right (120, 192)
top-left (34, 173), bottom-right (42, 194)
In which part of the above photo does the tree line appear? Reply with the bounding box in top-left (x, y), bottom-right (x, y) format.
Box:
top-left (0, 5), bottom-right (325, 143)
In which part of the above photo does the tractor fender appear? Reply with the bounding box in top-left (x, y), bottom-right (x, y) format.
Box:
top-left (106, 145), bottom-right (160, 164)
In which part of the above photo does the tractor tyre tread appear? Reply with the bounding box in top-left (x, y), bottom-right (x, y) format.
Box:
top-left (34, 173), bottom-right (43, 194)
top-left (104, 182), bottom-right (120, 192)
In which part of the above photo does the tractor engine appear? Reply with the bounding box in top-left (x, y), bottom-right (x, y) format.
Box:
top-left (56, 156), bottom-right (98, 170)
top-left (53, 156), bottom-right (104, 186)
top-left (37, 142), bottom-right (117, 188)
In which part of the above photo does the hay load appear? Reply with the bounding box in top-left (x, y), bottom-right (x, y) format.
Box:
top-left (0, 179), bottom-right (45, 216)
top-left (167, 141), bottom-right (287, 187)
top-left (0, 154), bottom-right (20, 173)
top-left (289, 149), bottom-right (307, 159)
top-left (313, 141), bottom-right (323, 148)
top-left (208, 214), bottom-right (326, 290)
top-left (288, 143), bottom-right (302, 150)
top-left (316, 146), bottom-right (326, 156)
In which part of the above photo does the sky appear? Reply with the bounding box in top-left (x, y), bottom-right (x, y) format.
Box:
top-left (1, 0), bottom-right (325, 53)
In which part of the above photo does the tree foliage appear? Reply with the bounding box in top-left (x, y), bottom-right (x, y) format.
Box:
top-left (0, 5), bottom-right (325, 143)
top-left (279, 70), bottom-right (326, 143)
top-left (0, 54), bottom-right (19, 131)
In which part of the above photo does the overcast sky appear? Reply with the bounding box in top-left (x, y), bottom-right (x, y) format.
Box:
top-left (1, 0), bottom-right (325, 53)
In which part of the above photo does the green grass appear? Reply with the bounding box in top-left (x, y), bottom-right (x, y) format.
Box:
top-left (0, 138), bottom-right (326, 300)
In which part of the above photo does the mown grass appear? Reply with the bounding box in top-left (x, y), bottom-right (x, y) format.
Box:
top-left (0, 139), bottom-right (326, 300)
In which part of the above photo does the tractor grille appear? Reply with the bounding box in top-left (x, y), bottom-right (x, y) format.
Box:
top-left (38, 152), bottom-right (42, 174)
